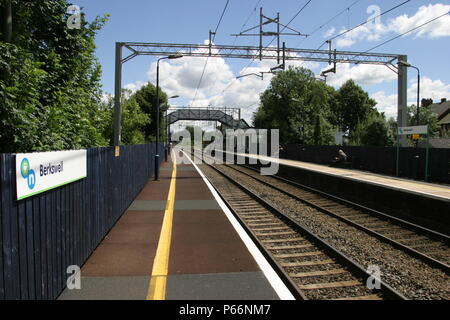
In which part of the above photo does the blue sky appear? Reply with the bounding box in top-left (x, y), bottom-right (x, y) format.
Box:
top-left (75, 0), bottom-right (450, 123)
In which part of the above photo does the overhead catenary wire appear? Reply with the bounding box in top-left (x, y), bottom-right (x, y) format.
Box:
top-left (223, 0), bottom-right (313, 95)
top-left (295, 0), bottom-right (364, 48)
top-left (191, 0), bottom-right (230, 108)
top-left (283, 0), bottom-right (313, 32)
top-left (212, 0), bottom-right (231, 41)
top-left (299, 0), bottom-right (413, 69)
top-left (222, 0), bottom-right (263, 94)
top-left (232, 0), bottom-right (263, 46)
top-left (361, 9), bottom-right (450, 54)
top-left (266, 0), bottom-right (313, 48)
top-left (193, 0), bottom-right (261, 102)
top-left (327, 0), bottom-right (412, 43)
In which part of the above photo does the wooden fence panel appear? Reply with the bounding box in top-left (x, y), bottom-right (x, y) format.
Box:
top-left (0, 143), bottom-right (163, 299)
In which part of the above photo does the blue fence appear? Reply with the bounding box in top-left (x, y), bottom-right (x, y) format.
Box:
top-left (0, 143), bottom-right (164, 300)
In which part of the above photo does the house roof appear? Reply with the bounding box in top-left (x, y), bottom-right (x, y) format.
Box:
top-left (437, 112), bottom-right (450, 125)
top-left (429, 101), bottom-right (450, 119)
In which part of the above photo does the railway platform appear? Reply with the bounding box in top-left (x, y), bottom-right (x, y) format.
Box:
top-left (244, 154), bottom-right (450, 200)
top-left (58, 152), bottom-right (291, 300)
top-left (238, 153), bottom-right (450, 235)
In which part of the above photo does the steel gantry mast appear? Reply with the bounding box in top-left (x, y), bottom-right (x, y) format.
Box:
top-left (230, 7), bottom-right (308, 64)
top-left (113, 41), bottom-right (408, 148)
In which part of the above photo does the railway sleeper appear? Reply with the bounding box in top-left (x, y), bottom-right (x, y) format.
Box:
top-left (288, 268), bottom-right (347, 278)
top-left (297, 280), bottom-right (361, 290)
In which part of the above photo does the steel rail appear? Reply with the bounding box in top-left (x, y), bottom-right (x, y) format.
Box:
top-left (226, 162), bottom-right (450, 274)
top-left (194, 153), bottom-right (406, 300)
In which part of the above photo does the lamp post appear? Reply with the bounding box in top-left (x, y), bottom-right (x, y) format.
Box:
top-left (155, 54), bottom-right (183, 181)
top-left (398, 61), bottom-right (420, 126)
top-left (164, 95), bottom-right (180, 161)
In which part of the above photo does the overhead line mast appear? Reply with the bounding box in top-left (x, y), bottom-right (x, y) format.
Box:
top-left (231, 7), bottom-right (308, 65)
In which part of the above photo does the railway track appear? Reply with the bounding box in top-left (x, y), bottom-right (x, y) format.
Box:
top-left (190, 153), bottom-right (405, 300)
top-left (224, 163), bottom-right (450, 274)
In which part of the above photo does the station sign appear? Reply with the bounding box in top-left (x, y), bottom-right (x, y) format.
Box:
top-left (16, 149), bottom-right (87, 200)
top-left (396, 125), bottom-right (430, 181)
top-left (398, 125), bottom-right (428, 135)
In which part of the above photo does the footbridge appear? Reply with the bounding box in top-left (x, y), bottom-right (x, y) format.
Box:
top-left (167, 107), bottom-right (250, 129)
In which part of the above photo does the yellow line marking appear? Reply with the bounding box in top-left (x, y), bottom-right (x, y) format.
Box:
top-left (146, 152), bottom-right (177, 300)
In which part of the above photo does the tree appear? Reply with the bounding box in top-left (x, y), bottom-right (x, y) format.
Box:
top-left (359, 111), bottom-right (392, 146)
top-left (132, 82), bottom-right (168, 142)
top-left (386, 117), bottom-right (398, 146)
top-left (0, 0), bottom-right (110, 152)
top-left (254, 66), bottom-right (336, 145)
top-left (334, 80), bottom-right (377, 138)
top-left (408, 105), bottom-right (439, 137)
top-left (100, 90), bottom-right (150, 145)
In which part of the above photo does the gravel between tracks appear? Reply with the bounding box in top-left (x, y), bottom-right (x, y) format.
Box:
top-left (199, 163), bottom-right (450, 300)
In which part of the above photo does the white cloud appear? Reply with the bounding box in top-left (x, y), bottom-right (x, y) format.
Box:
top-left (145, 41), bottom-right (235, 102)
top-left (101, 92), bottom-right (112, 103)
top-left (371, 91), bottom-right (398, 119)
top-left (332, 3), bottom-right (450, 48)
top-left (371, 76), bottom-right (450, 120)
top-left (325, 64), bottom-right (397, 87)
top-left (122, 34), bottom-right (450, 127)
top-left (324, 27), bottom-right (336, 38)
top-left (124, 80), bottom-right (146, 94)
top-left (409, 76), bottom-right (450, 102)
top-left (389, 4), bottom-right (450, 39)
top-left (335, 24), bottom-right (384, 48)
top-left (140, 42), bottom-right (299, 124)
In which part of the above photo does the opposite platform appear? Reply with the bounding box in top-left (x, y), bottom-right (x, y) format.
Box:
top-left (239, 153), bottom-right (450, 201)
top-left (58, 153), bottom-right (287, 300)
top-left (236, 152), bottom-right (450, 234)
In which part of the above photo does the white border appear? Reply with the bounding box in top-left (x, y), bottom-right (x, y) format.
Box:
top-left (182, 150), bottom-right (295, 300)
top-left (16, 149), bottom-right (87, 200)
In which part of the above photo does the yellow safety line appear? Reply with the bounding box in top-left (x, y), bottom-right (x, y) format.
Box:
top-left (146, 152), bottom-right (177, 300)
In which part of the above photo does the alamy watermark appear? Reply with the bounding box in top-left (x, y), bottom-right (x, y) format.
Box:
top-left (66, 265), bottom-right (81, 290)
top-left (66, 5), bottom-right (81, 29)
top-left (366, 264), bottom-right (381, 290)
top-left (172, 128), bottom-right (280, 176)
top-left (367, 5), bottom-right (382, 29)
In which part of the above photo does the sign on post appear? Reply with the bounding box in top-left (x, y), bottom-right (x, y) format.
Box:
top-left (396, 125), bottom-right (429, 181)
top-left (16, 150), bottom-right (87, 200)
top-left (398, 125), bottom-right (428, 135)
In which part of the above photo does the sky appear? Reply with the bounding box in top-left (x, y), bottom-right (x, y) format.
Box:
top-left (74, 0), bottom-right (450, 127)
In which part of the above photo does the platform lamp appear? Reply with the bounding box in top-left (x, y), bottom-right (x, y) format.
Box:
top-left (165, 95), bottom-right (180, 162)
top-left (155, 54), bottom-right (183, 181)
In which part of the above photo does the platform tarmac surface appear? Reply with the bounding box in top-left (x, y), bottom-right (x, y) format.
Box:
top-left (58, 154), bottom-right (280, 300)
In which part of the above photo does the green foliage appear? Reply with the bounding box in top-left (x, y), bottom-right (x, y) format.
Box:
top-left (99, 90), bottom-right (150, 146)
top-left (0, 0), bottom-right (110, 152)
top-left (408, 105), bottom-right (439, 137)
top-left (253, 68), bottom-right (395, 147)
top-left (254, 66), bottom-right (336, 145)
top-left (0, 43), bottom-right (45, 151)
top-left (386, 117), bottom-right (398, 146)
top-left (358, 111), bottom-right (392, 147)
top-left (334, 79), bottom-right (377, 135)
top-left (132, 82), bottom-right (168, 142)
